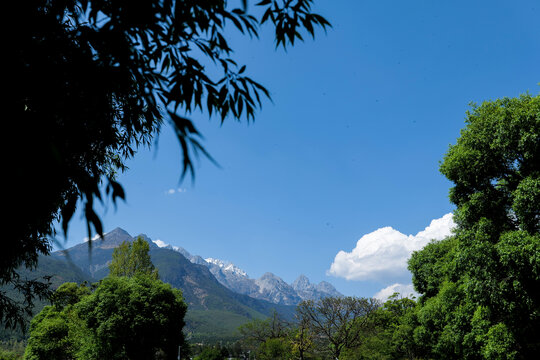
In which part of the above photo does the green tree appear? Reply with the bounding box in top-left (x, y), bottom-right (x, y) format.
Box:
top-left (290, 313), bottom-right (315, 360)
top-left (109, 237), bottom-right (158, 278)
top-left (239, 310), bottom-right (290, 345)
top-left (409, 94), bottom-right (540, 359)
top-left (24, 283), bottom-right (92, 360)
top-left (296, 297), bottom-right (380, 360)
top-left (0, 339), bottom-right (26, 360)
top-left (25, 277), bottom-right (187, 360)
top-left (50, 282), bottom-right (91, 310)
top-left (238, 311), bottom-right (298, 359)
top-left (257, 337), bottom-right (293, 360)
top-left (338, 294), bottom-right (418, 360)
top-left (25, 243), bottom-right (188, 360)
top-left (0, 348), bottom-right (22, 360)
top-left (5, 0), bottom-right (329, 329)
top-left (77, 275), bottom-right (187, 360)
top-left (194, 347), bottom-right (225, 360)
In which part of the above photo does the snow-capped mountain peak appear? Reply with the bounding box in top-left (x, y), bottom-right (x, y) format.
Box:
top-left (150, 237), bottom-right (342, 305)
top-left (204, 258), bottom-right (248, 277)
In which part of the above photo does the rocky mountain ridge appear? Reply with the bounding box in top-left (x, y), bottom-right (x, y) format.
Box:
top-left (69, 228), bottom-right (343, 306)
top-left (156, 241), bottom-right (343, 305)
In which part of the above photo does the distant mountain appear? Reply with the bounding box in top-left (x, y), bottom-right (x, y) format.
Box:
top-left (47, 228), bottom-right (294, 341)
top-left (203, 258), bottom-right (259, 295)
top-left (0, 256), bottom-right (94, 342)
top-left (5, 228), bottom-right (343, 342)
top-left (159, 243), bottom-right (343, 305)
top-left (205, 258), bottom-right (248, 278)
top-left (292, 275), bottom-right (343, 300)
top-left (253, 272), bottom-right (303, 305)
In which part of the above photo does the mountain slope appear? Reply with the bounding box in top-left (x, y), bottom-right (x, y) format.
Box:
top-left (292, 274), bottom-right (343, 300)
top-left (0, 256), bottom-right (94, 342)
top-left (171, 246), bottom-right (343, 305)
top-left (49, 228), bottom-right (294, 341)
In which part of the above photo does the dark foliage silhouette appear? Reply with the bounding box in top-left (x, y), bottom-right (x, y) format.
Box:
top-left (4, 0), bottom-right (329, 330)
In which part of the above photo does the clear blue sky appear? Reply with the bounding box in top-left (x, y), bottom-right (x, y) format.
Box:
top-left (60, 0), bottom-right (540, 298)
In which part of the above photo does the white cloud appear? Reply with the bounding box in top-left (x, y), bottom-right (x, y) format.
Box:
top-left (327, 213), bottom-right (455, 281)
top-left (373, 283), bottom-right (419, 302)
top-left (166, 188), bottom-right (187, 195)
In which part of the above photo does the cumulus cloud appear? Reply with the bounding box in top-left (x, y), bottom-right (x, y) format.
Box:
top-left (327, 213), bottom-right (455, 281)
top-left (373, 283), bottom-right (419, 302)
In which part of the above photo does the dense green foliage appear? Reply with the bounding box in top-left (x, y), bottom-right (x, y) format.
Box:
top-left (408, 94), bottom-right (540, 359)
top-left (193, 346), bottom-right (229, 360)
top-left (25, 242), bottom-right (188, 359)
top-left (109, 237), bottom-right (158, 278)
top-left (239, 310), bottom-right (299, 359)
top-left (190, 342), bottom-right (246, 360)
top-left (5, 0), bottom-right (329, 329)
top-left (186, 309), bottom-right (264, 343)
top-left (79, 276), bottom-right (187, 359)
top-left (0, 340), bottom-right (25, 360)
top-left (337, 295), bottom-right (416, 360)
top-left (296, 297), bottom-right (380, 359)
top-left (24, 283), bottom-right (92, 360)
top-left (24, 277), bottom-right (187, 360)
top-left (240, 297), bottom-right (387, 359)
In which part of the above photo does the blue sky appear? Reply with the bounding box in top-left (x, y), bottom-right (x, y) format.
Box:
top-left (60, 0), bottom-right (540, 299)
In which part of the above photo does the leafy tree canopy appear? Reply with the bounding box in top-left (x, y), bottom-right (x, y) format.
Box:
top-left (25, 276), bottom-right (188, 360)
top-left (296, 296), bottom-right (380, 359)
top-left (194, 347), bottom-right (227, 360)
top-left (239, 310), bottom-right (290, 345)
top-left (340, 294), bottom-right (419, 360)
top-left (409, 93), bottom-right (540, 359)
top-left (78, 275), bottom-right (187, 360)
top-left (4, 0), bottom-right (330, 330)
top-left (109, 237), bottom-right (158, 278)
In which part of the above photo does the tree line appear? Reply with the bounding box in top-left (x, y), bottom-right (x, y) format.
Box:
top-left (237, 295), bottom-right (416, 360)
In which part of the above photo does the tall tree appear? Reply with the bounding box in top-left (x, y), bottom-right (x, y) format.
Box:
top-left (24, 283), bottom-right (93, 360)
top-left (290, 312), bottom-right (314, 360)
top-left (25, 276), bottom-right (188, 360)
top-left (340, 294), bottom-right (419, 360)
top-left (239, 310), bottom-right (290, 344)
top-left (296, 297), bottom-right (380, 360)
top-left (108, 237), bottom-right (158, 278)
top-left (409, 94), bottom-right (540, 359)
top-left (4, 0), bottom-right (330, 329)
top-left (77, 275), bottom-right (187, 360)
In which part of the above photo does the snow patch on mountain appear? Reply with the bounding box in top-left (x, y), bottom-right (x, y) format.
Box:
top-left (153, 239), bottom-right (182, 252)
top-left (205, 258), bottom-right (248, 277)
top-left (151, 237), bottom-right (342, 305)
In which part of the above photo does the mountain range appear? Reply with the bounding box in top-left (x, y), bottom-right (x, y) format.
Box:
top-left (6, 228), bottom-right (342, 342)
top-left (165, 243), bottom-right (342, 305)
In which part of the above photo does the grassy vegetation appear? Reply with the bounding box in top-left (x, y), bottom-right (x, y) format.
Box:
top-left (186, 309), bottom-right (265, 343)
